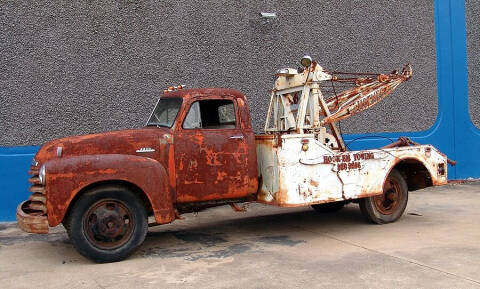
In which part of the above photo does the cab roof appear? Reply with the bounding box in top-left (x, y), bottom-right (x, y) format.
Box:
top-left (161, 88), bottom-right (247, 101)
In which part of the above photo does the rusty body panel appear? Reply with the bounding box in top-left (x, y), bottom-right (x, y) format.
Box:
top-left (174, 128), bottom-right (257, 202)
top-left (256, 134), bottom-right (447, 207)
top-left (29, 128), bottom-right (177, 227)
top-left (34, 127), bottom-right (172, 164)
top-left (43, 154), bottom-right (173, 227)
top-left (172, 90), bottom-right (258, 203)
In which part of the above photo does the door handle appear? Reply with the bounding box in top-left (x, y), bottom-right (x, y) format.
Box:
top-left (229, 135), bottom-right (244, 139)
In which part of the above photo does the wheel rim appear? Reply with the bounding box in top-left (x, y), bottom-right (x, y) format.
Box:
top-left (83, 199), bottom-right (134, 250)
top-left (373, 177), bottom-right (402, 215)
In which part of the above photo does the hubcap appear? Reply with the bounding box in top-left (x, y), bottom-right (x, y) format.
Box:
top-left (83, 199), bottom-right (134, 250)
top-left (373, 177), bottom-right (402, 215)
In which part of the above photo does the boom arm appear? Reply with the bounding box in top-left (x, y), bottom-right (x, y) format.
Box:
top-left (264, 58), bottom-right (412, 151)
top-left (322, 64), bottom-right (412, 124)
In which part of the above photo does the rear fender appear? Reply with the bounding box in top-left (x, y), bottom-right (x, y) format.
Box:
top-left (378, 147), bottom-right (447, 194)
top-left (44, 154), bottom-right (174, 227)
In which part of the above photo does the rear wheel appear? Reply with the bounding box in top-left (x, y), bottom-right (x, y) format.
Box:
top-left (312, 201), bottom-right (346, 213)
top-left (359, 169), bottom-right (408, 224)
top-left (65, 185), bottom-right (148, 263)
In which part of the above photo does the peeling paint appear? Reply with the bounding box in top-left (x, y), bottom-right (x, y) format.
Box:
top-left (256, 134), bottom-right (448, 206)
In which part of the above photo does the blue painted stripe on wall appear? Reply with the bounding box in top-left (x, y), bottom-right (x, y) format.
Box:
top-left (0, 0), bottom-right (476, 222)
top-left (449, 1), bottom-right (480, 179)
top-left (0, 146), bottom-right (39, 221)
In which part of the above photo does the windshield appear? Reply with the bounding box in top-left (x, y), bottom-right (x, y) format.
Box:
top-left (147, 97), bottom-right (182, 128)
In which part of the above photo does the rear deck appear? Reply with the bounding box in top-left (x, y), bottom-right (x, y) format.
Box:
top-left (255, 134), bottom-right (447, 207)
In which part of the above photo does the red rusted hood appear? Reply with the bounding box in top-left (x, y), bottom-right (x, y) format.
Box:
top-left (34, 127), bottom-right (171, 165)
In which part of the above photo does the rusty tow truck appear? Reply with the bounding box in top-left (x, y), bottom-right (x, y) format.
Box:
top-left (17, 56), bottom-right (450, 262)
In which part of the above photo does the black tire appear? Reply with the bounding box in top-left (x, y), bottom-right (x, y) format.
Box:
top-left (312, 201), bottom-right (346, 213)
top-left (359, 169), bottom-right (408, 224)
top-left (62, 220), bottom-right (71, 238)
top-left (65, 185), bottom-right (148, 263)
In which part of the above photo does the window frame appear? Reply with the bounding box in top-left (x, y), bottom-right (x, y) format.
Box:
top-left (181, 97), bottom-right (239, 130)
top-left (146, 97), bottom-right (183, 128)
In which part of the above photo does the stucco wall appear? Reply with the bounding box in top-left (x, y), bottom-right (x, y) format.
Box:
top-left (0, 1), bottom-right (437, 146)
top-left (466, 0), bottom-right (480, 128)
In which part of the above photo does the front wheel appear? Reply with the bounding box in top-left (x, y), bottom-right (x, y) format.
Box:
top-left (65, 185), bottom-right (148, 263)
top-left (359, 169), bottom-right (408, 224)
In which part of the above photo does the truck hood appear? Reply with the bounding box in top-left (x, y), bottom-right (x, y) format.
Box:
top-left (34, 127), bottom-right (172, 165)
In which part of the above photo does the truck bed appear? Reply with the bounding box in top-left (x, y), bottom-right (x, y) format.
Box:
top-left (255, 134), bottom-right (447, 207)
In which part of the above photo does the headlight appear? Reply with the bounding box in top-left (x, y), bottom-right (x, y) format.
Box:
top-left (301, 55), bottom-right (312, 67)
top-left (39, 165), bottom-right (46, 185)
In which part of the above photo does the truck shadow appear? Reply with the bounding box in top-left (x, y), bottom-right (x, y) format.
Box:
top-left (0, 205), bottom-right (368, 264)
top-left (139, 205), bottom-right (367, 260)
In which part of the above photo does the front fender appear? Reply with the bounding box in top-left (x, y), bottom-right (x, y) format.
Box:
top-left (44, 154), bottom-right (174, 227)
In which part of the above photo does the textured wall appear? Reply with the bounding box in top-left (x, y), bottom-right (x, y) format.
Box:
top-left (0, 0), bottom-right (438, 146)
top-left (466, 0), bottom-right (480, 128)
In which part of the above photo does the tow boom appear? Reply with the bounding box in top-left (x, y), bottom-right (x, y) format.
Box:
top-left (264, 56), bottom-right (412, 152)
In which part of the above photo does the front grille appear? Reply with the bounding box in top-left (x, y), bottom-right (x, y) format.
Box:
top-left (23, 165), bottom-right (47, 216)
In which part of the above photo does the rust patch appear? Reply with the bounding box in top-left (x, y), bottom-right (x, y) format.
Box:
top-left (16, 201), bottom-right (48, 234)
top-left (42, 154), bottom-right (175, 227)
top-left (174, 93), bottom-right (257, 204)
top-left (322, 64), bottom-right (411, 124)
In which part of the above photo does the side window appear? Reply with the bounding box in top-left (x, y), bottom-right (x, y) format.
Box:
top-left (183, 102), bottom-right (202, 129)
top-left (218, 102), bottom-right (235, 126)
top-left (183, 99), bottom-right (237, 129)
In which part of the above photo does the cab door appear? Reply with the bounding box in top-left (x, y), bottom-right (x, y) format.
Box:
top-left (174, 97), bottom-right (255, 202)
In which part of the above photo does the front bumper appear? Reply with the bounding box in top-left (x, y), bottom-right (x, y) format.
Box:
top-left (16, 201), bottom-right (48, 234)
top-left (16, 163), bottom-right (49, 234)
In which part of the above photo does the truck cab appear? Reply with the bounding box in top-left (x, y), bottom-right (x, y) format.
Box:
top-left (17, 87), bottom-right (260, 262)
top-left (156, 88), bottom-right (258, 204)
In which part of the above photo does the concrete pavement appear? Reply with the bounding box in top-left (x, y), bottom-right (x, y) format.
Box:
top-left (1, 182), bottom-right (479, 288)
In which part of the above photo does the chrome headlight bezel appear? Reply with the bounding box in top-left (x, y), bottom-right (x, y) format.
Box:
top-left (39, 165), bottom-right (46, 185)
